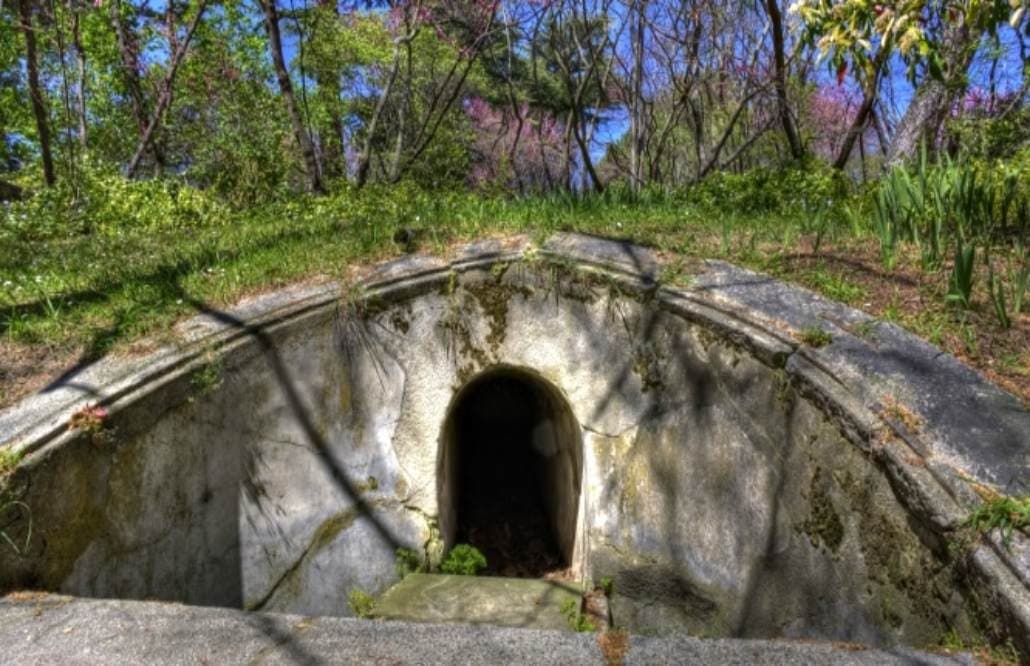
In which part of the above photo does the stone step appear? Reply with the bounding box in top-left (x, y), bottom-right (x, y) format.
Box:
top-left (372, 573), bottom-right (583, 632)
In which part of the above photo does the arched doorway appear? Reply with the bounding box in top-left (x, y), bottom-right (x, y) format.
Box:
top-left (438, 367), bottom-right (583, 578)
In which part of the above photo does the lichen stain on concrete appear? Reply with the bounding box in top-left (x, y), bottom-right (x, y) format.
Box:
top-left (248, 507), bottom-right (361, 611)
top-left (799, 467), bottom-right (845, 554)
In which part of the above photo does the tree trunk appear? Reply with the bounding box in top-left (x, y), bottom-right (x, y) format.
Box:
top-left (125, 0), bottom-right (208, 178)
top-left (355, 35), bottom-right (406, 188)
top-left (629, 0), bottom-right (646, 191)
top-left (765, 0), bottom-right (803, 160)
top-left (832, 90), bottom-right (876, 170)
top-left (72, 9), bottom-right (88, 150)
top-left (18, 0), bottom-right (55, 186)
top-left (260, 0), bottom-right (324, 193)
top-left (111, 0), bottom-right (165, 171)
top-left (885, 25), bottom-right (980, 167)
top-left (315, 0), bottom-right (345, 179)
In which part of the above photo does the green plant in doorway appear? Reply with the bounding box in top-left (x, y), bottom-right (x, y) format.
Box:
top-left (440, 544), bottom-right (487, 576)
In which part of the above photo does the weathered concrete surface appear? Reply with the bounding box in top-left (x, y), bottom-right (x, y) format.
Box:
top-left (691, 259), bottom-right (1029, 497)
top-left (373, 573), bottom-right (582, 630)
top-left (0, 594), bottom-right (974, 665)
top-left (0, 232), bottom-right (1027, 657)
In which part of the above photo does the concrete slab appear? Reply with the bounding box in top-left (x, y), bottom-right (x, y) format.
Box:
top-left (373, 574), bottom-right (582, 631)
top-left (0, 594), bottom-right (974, 665)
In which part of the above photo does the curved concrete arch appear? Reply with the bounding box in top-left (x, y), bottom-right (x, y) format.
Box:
top-left (0, 233), bottom-right (1026, 656)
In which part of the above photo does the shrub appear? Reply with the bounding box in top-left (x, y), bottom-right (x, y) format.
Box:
top-left (687, 164), bottom-right (850, 216)
top-left (439, 544), bottom-right (487, 576)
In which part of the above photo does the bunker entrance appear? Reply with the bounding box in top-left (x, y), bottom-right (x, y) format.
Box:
top-left (439, 367), bottom-right (582, 578)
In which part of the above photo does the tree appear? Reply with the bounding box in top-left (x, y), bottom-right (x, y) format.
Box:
top-left (260, 0), bottom-right (325, 193)
top-left (765, 0), bottom-right (804, 160)
top-left (125, 0), bottom-right (209, 178)
top-left (17, 0), bottom-right (56, 186)
top-left (792, 0), bottom-right (1026, 167)
top-left (886, 2), bottom-right (1025, 164)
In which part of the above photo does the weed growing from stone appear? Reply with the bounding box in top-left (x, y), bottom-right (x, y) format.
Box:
top-left (560, 599), bottom-right (597, 633)
top-left (68, 404), bottom-right (114, 446)
top-left (881, 395), bottom-right (923, 434)
top-left (963, 494), bottom-right (1030, 549)
top-left (933, 629), bottom-right (1019, 666)
top-left (440, 544), bottom-right (487, 576)
top-left (190, 353), bottom-right (223, 398)
top-left (395, 547), bottom-right (424, 579)
top-left (798, 327), bottom-right (833, 348)
top-left (347, 589), bottom-right (376, 618)
top-left (0, 448), bottom-right (20, 478)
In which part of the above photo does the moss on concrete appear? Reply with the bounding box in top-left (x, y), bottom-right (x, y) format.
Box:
top-left (799, 467), bottom-right (845, 554)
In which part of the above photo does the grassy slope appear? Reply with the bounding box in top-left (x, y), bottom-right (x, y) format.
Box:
top-left (1, 182), bottom-right (1027, 407)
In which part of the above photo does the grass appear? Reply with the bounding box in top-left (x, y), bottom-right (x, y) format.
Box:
top-left (0, 176), bottom-right (1027, 407)
top-left (934, 629), bottom-right (1019, 666)
top-left (963, 494), bottom-right (1030, 548)
top-left (798, 327), bottom-right (833, 348)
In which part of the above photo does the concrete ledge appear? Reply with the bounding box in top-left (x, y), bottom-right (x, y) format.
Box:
top-left (0, 595), bottom-right (973, 665)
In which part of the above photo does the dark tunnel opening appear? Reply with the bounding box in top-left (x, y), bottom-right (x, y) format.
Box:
top-left (438, 367), bottom-right (582, 578)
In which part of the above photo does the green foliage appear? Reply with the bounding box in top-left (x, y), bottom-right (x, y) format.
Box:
top-left (190, 352), bottom-right (223, 397)
top-left (867, 150), bottom-right (1028, 316)
top-left (792, 0), bottom-right (1020, 83)
top-left (439, 544), bottom-right (487, 576)
top-left (947, 241), bottom-right (977, 310)
top-left (0, 157), bottom-right (1024, 382)
top-left (395, 547), bottom-right (424, 579)
top-left (0, 448), bottom-right (20, 478)
top-left (599, 576), bottom-right (614, 596)
top-left (800, 266), bottom-right (867, 304)
top-left (964, 495), bottom-right (1030, 548)
top-left (347, 589), bottom-right (376, 618)
top-left (560, 599), bottom-right (596, 633)
top-left (947, 108), bottom-right (1030, 162)
top-left (687, 165), bottom-right (850, 217)
top-left (936, 630), bottom-right (1020, 665)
